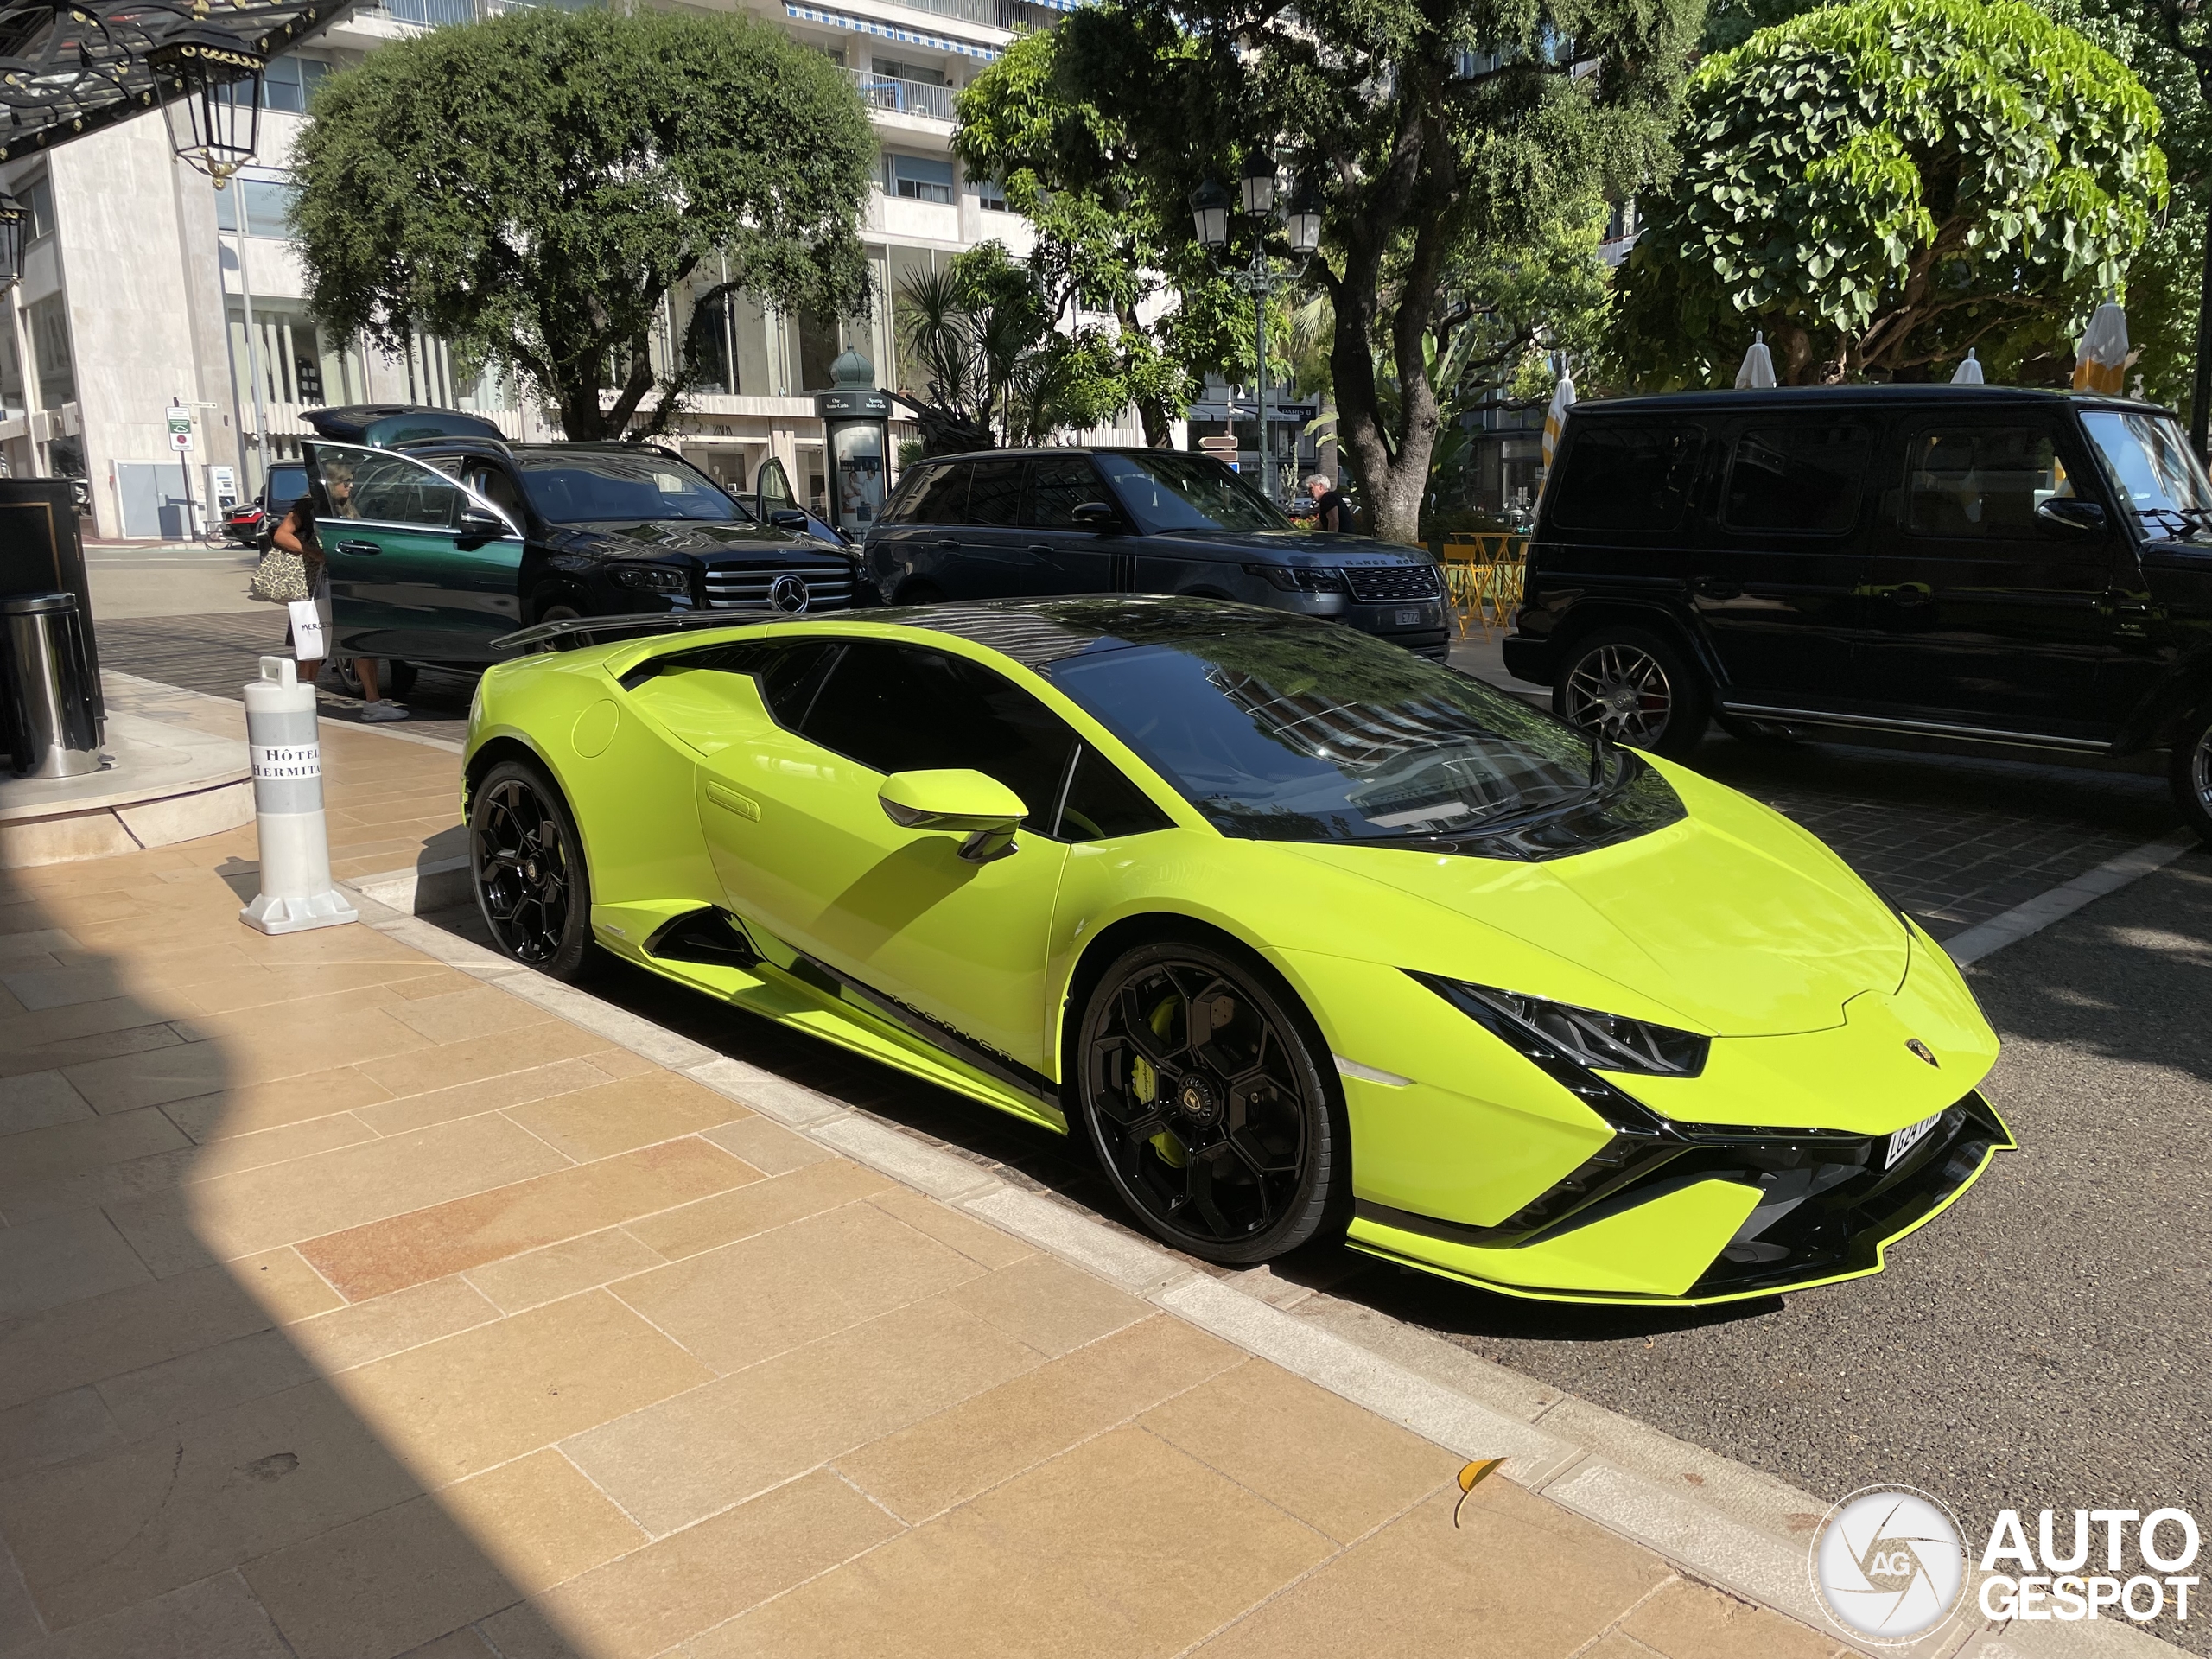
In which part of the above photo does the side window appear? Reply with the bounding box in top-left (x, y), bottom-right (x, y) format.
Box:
top-left (669, 639), bottom-right (839, 727)
top-left (905, 463), bottom-right (970, 525)
top-left (1547, 423), bottom-right (1704, 533)
top-left (1058, 745), bottom-right (1173, 842)
top-left (1907, 427), bottom-right (2065, 539)
top-left (340, 450), bottom-right (466, 531)
top-left (799, 641), bottom-right (1076, 830)
top-left (1024, 456), bottom-right (1116, 528)
top-left (967, 459), bottom-right (1024, 528)
top-left (1723, 424), bottom-right (1870, 534)
top-left (464, 462), bottom-right (526, 525)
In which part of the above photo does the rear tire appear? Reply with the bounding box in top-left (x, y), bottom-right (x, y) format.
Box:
top-left (1553, 626), bottom-right (1712, 759)
top-left (2170, 707), bottom-right (2212, 847)
top-left (469, 759), bottom-right (594, 981)
top-left (1072, 938), bottom-right (1344, 1265)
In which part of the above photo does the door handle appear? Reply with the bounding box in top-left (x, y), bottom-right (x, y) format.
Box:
top-left (1026, 543), bottom-right (1054, 556)
top-left (1885, 586), bottom-right (1929, 607)
top-left (929, 538), bottom-right (962, 554)
top-left (332, 540), bottom-right (380, 556)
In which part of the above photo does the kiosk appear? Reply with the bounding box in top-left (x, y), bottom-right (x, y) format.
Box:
top-left (813, 348), bottom-right (892, 538)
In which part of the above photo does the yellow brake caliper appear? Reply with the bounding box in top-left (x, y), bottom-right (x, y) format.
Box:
top-left (1138, 995), bottom-right (1188, 1169)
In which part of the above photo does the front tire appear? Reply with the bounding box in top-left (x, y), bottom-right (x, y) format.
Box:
top-left (1554, 626), bottom-right (1712, 759)
top-left (470, 760), bottom-right (593, 980)
top-left (1073, 939), bottom-right (1344, 1265)
top-left (2171, 707), bottom-right (2212, 847)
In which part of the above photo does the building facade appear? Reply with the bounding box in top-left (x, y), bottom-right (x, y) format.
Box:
top-left (0, 0), bottom-right (1115, 541)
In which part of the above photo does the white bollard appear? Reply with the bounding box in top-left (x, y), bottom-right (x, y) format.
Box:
top-left (239, 656), bottom-right (359, 935)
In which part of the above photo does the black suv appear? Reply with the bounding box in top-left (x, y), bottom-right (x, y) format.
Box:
top-left (865, 448), bottom-right (1450, 658)
top-left (295, 436), bottom-right (863, 671)
top-left (1504, 385), bottom-right (2212, 841)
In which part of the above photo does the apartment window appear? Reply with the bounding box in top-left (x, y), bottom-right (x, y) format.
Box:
top-left (27, 295), bottom-right (74, 408)
top-left (970, 172), bottom-right (1007, 212)
top-left (260, 55), bottom-right (334, 114)
top-left (21, 175), bottom-right (55, 243)
top-left (885, 153), bottom-right (955, 204)
top-left (230, 304), bottom-right (327, 405)
top-left (215, 178), bottom-right (302, 239)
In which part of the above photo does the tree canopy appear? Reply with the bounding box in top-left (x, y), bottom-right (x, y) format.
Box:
top-left (971, 0), bottom-right (1699, 542)
top-left (953, 26), bottom-right (1255, 448)
top-left (290, 8), bottom-right (874, 441)
top-left (1612, 0), bottom-right (2168, 386)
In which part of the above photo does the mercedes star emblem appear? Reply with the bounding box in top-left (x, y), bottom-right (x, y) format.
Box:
top-left (768, 574), bottom-right (810, 614)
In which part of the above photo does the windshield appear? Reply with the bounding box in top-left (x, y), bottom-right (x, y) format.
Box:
top-left (1096, 453), bottom-right (1294, 533)
top-left (2082, 410), bottom-right (2212, 539)
top-left (1043, 617), bottom-right (1671, 851)
top-left (516, 451), bottom-right (746, 524)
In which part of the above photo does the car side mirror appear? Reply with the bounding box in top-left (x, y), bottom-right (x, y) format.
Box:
top-left (878, 768), bottom-right (1026, 864)
top-left (768, 509), bottom-right (810, 531)
top-left (457, 505), bottom-right (513, 546)
top-left (1070, 500), bottom-right (1119, 531)
top-left (2036, 497), bottom-right (2106, 534)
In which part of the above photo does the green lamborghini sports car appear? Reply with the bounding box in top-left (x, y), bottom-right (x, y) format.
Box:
top-left (462, 596), bottom-right (2012, 1305)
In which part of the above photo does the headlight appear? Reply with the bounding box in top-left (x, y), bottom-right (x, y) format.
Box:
top-left (1244, 563), bottom-right (1348, 593)
top-left (1413, 974), bottom-right (1709, 1078)
top-left (613, 564), bottom-right (690, 594)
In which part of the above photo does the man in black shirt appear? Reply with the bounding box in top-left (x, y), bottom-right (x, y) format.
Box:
top-left (1304, 473), bottom-right (1351, 532)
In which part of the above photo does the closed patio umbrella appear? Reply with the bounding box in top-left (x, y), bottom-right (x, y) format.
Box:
top-left (1952, 349), bottom-right (1985, 385)
top-left (1735, 331), bottom-right (1777, 389)
top-left (2073, 302), bottom-right (2130, 395)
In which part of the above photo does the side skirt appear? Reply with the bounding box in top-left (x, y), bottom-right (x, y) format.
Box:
top-left (617, 905), bottom-right (1068, 1135)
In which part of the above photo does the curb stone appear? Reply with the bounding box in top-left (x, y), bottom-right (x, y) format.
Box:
top-left (339, 872), bottom-right (2192, 1659)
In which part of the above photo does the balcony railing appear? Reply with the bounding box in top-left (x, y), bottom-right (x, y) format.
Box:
top-left (850, 68), bottom-right (954, 122)
top-left (359, 0), bottom-right (591, 28)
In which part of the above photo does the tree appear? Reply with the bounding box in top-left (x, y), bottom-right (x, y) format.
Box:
top-left (1612, 0), bottom-right (2168, 387)
top-left (1012, 0), bottom-right (1700, 543)
top-left (291, 8), bottom-right (874, 442)
top-left (954, 27), bottom-right (1255, 447)
top-left (893, 245), bottom-right (1049, 453)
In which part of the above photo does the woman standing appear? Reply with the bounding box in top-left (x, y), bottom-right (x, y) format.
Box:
top-left (270, 460), bottom-right (410, 721)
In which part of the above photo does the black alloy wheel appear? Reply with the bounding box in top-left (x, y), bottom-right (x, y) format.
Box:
top-left (1554, 626), bottom-right (1712, 759)
top-left (2171, 707), bottom-right (2212, 848)
top-left (470, 760), bottom-right (593, 979)
top-left (1075, 941), bottom-right (1342, 1264)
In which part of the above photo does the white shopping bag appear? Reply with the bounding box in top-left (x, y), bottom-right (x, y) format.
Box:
top-left (287, 598), bottom-right (327, 661)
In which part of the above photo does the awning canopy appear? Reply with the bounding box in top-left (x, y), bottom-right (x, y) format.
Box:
top-left (784, 3), bottom-right (1001, 60)
top-left (0, 0), bottom-right (337, 166)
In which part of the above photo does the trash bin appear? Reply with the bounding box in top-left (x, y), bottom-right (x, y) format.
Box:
top-left (3, 592), bottom-right (104, 779)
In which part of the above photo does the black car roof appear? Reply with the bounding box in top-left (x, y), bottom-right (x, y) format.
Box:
top-left (899, 447), bottom-right (1214, 464)
top-left (1567, 385), bottom-right (2171, 417)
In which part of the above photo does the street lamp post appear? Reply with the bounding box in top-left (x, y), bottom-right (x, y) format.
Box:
top-left (1190, 157), bottom-right (1321, 501)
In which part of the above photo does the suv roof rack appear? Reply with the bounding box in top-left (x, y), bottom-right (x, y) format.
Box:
top-left (493, 609), bottom-right (811, 655)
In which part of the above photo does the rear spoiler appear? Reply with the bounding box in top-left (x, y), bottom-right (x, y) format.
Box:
top-left (491, 610), bottom-right (807, 655)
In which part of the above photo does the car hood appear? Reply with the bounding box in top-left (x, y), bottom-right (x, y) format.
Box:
top-left (1147, 530), bottom-right (1433, 564)
top-left (1284, 763), bottom-right (1906, 1037)
top-left (547, 522), bottom-right (853, 563)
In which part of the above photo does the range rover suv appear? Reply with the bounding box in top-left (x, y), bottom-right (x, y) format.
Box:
top-left (1503, 385), bottom-right (2212, 842)
top-left (865, 448), bottom-right (1450, 658)
top-left (296, 438), bottom-right (863, 671)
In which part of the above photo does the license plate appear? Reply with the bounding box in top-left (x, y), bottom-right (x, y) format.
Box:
top-left (1885, 1111), bottom-right (1942, 1169)
top-left (1395, 607), bottom-right (1421, 626)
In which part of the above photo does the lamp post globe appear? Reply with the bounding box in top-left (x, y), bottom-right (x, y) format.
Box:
top-left (0, 191), bottom-right (24, 292)
top-left (149, 23), bottom-right (266, 182)
top-left (1188, 176), bottom-right (1233, 253)
top-left (1239, 150), bottom-right (1277, 218)
top-left (1285, 179), bottom-right (1323, 256)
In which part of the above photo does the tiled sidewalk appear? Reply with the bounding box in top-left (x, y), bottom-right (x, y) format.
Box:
top-left (0, 717), bottom-right (1864, 1659)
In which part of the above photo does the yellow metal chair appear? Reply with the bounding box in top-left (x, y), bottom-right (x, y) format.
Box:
top-left (1438, 534), bottom-right (1527, 639)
